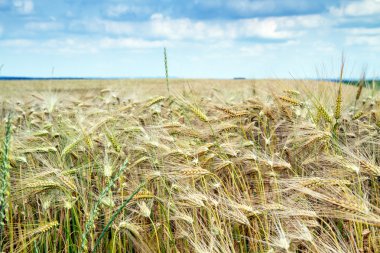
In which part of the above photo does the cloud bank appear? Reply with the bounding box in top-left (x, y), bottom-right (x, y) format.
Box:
top-left (0, 0), bottom-right (378, 78)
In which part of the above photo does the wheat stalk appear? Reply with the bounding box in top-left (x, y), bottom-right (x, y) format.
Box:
top-left (80, 158), bottom-right (129, 253)
top-left (0, 114), bottom-right (11, 250)
top-left (91, 182), bottom-right (145, 253)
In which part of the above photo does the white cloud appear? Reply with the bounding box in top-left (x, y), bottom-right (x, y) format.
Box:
top-left (149, 14), bottom-right (225, 40)
top-left (235, 18), bottom-right (294, 39)
top-left (240, 44), bottom-right (267, 56)
top-left (107, 4), bottom-right (130, 17)
top-left (0, 39), bottom-right (34, 47)
top-left (25, 22), bottom-right (63, 31)
top-left (346, 35), bottom-right (380, 47)
top-left (0, 37), bottom-right (168, 54)
top-left (70, 19), bottom-right (134, 35)
top-left (99, 38), bottom-right (167, 49)
top-left (149, 14), bottom-right (324, 40)
top-left (345, 27), bottom-right (380, 49)
top-left (70, 13), bottom-right (325, 42)
top-left (13, 0), bottom-right (33, 14)
top-left (42, 38), bottom-right (98, 54)
top-left (346, 27), bottom-right (380, 36)
top-left (331, 0), bottom-right (380, 16)
top-left (102, 20), bottom-right (134, 34)
top-left (312, 41), bottom-right (337, 53)
top-left (106, 4), bottom-right (147, 17)
top-left (240, 40), bottom-right (299, 56)
top-left (344, 28), bottom-right (380, 51)
top-left (0, 38), bottom-right (98, 54)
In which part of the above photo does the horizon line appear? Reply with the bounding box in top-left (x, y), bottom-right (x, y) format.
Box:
top-left (0, 76), bottom-right (378, 82)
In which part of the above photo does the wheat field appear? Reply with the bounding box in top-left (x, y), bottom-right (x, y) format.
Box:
top-left (0, 78), bottom-right (379, 253)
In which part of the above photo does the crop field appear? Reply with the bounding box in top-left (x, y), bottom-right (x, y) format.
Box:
top-left (0, 78), bottom-right (380, 253)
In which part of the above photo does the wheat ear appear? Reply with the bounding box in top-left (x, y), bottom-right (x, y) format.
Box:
top-left (334, 82), bottom-right (342, 120)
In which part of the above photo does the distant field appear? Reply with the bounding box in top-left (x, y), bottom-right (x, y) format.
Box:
top-left (1, 78), bottom-right (283, 94)
top-left (0, 78), bottom-right (365, 99)
top-left (0, 78), bottom-right (379, 252)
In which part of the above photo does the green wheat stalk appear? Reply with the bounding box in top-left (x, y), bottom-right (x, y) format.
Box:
top-left (80, 158), bottom-right (129, 253)
top-left (91, 181), bottom-right (146, 253)
top-left (164, 47), bottom-right (170, 94)
top-left (0, 114), bottom-right (12, 249)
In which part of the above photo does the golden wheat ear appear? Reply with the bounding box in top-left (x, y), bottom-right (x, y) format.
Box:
top-left (316, 104), bottom-right (333, 124)
top-left (356, 79), bottom-right (364, 102)
top-left (334, 82), bottom-right (342, 120)
top-left (188, 104), bottom-right (209, 122)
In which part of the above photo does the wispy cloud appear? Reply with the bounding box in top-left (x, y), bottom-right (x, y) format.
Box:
top-left (12, 0), bottom-right (33, 14)
top-left (68, 13), bottom-right (325, 41)
top-left (346, 35), bottom-right (380, 47)
top-left (239, 40), bottom-right (299, 56)
top-left (106, 4), bottom-right (133, 17)
top-left (106, 4), bottom-right (149, 18)
top-left (346, 27), bottom-right (380, 36)
top-left (148, 14), bottom-right (296, 40)
top-left (330, 0), bottom-right (380, 16)
top-left (69, 19), bottom-right (134, 35)
top-left (25, 21), bottom-right (64, 31)
top-left (0, 37), bottom-right (168, 54)
top-left (345, 26), bottom-right (380, 50)
top-left (0, 39), bottom-right (34, 47)
top-left (99, 37), bottom-right (167, 49)
top-left (150, 13), bottom-right (324, 40)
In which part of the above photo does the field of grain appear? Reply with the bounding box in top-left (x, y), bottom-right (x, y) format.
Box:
top-left (0, 78), bottom-right (380, 253)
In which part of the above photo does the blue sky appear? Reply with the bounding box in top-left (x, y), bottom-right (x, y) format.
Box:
top-left (0, 0), bottom-right (379, 78)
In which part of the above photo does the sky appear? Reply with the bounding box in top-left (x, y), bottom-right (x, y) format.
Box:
top-left (0, 0), bottom-right (379, 79)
